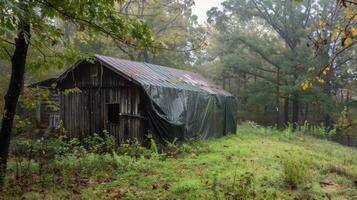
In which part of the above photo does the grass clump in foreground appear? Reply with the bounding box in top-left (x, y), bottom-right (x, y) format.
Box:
top-left (1, 123), bottom-right (357, 199)
top-left (281, 156), bottom-right (310, 189)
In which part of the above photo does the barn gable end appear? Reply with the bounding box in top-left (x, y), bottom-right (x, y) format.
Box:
top-left (55, 61), bottom-right (146, 143)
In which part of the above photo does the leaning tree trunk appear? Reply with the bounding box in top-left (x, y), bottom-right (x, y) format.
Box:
top-left (0, 25), bottom-right (30, 187)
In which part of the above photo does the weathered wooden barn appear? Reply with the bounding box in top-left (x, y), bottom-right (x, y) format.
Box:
top-left (32, 54), bottom-right (237, 143)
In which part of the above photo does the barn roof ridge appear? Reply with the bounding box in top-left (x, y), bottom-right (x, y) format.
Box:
top-left (31, 54), bottom-right (233, 97)
top-left (94, 54), bottom-right (232, 96)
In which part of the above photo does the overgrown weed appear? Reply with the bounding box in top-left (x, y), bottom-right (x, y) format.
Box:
top-left (281, 156), bottom-right (311, 189)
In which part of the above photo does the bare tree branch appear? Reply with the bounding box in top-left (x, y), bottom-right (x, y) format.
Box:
top-left (238, 37), bottom-right (281, 69)
top-left (2, 47), bottom-right (12, 59)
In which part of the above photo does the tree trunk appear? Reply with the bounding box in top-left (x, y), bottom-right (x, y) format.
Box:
top-left (0, 25), bottom-right (30, 187)
top-left (292, 92), bottom-right (299, 129)
top-left (323, 73), bottom-right (333, 129)
top-left (304, 103), bottom-right (309, 122)
top-left (284, 96), bottom-right (289, 125)
top-left (276, 68), bottom-right (281, 128)
top-left (291, 46), bottom-right (299, 130)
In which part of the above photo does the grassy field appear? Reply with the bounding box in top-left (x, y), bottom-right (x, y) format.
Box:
top-left (2, 124), bottom-right (357, 199)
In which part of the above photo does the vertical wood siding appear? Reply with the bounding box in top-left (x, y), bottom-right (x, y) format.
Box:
top-left (58, 61), bottom-right (146, 143)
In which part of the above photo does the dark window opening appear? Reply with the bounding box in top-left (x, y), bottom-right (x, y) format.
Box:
top-left (107, 103), bottom-right (120, 124)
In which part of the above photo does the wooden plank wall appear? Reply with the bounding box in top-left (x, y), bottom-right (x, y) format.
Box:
top-left (58, 61), bottom-right (147, 143)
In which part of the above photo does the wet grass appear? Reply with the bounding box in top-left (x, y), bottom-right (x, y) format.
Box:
top-left (1, 124), bottom-right (357, 199)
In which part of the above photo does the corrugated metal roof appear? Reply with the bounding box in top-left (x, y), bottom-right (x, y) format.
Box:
top-left (94, 54), bottom-right (232, 96)
top-left (31, 54), bottom-right (233, 97)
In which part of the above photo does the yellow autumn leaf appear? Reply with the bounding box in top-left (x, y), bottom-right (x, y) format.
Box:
top-left (352, 28), bottom-right (357, 36)
top-left (345, 37), bottom-right (353, 47)
top-left (322, 67), bottom-right (330, 76)
top-left (317, 20), bottom-right (326, 28)
top-left (307, 67), bottom-right (315, 72)
top-left (344, 6), bottom-right (354, 18)
top-left (331, 29), bottom-right (339, 40)
top-left (203, 40), bottom-right (209, 46)
top-left (301, 82), bottom-right (307, 90)
top-left (315, 76), bottom-right (325, 84)
top-left (301, 80), bottom-right (313, 90)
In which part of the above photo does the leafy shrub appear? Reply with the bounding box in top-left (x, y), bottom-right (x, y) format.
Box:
top-left (281, 157), bottom-right (310, 189)
top-left (162, 138), bottom-right (181, 157)
top-left (11, 138), bottom-right (67, 164)
top-left (66, 137), bottom-right (87, 156)
top-left (283, 122), bottom-right (294, 138)
top-left (83, 131), bottom-right (115, 154)
top-left (112, 152), bottom-right (134, 172)
top-left (10, 139), bottom-right (36, 179)
top-left (299, 121), bottom-right (336, 139)
top-left (132, 157), bottom-right (162, 173)
top-left (147, 134), bottom-right (158, 156)
top-left (161, 138), bottom-right (208, 158)
top-left (11, 139), bottom-right (36, 160)
top-left (117, 138), bottom-right (151, 159)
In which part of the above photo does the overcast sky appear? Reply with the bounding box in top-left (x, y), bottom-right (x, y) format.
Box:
top-left (192, 0), bottom-right (224, 24)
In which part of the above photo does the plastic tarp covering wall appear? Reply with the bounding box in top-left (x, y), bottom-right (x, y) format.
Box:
top-left (140, 71), bottom-right (238, 141)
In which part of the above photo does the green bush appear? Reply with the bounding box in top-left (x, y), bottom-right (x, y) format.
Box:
top-left (66, 137), bottom-right (87, 156)
top-left (161, 138), bottom-right (208, 158)
top-left (147, 134), bottom-right (158, 156)
top-left (11, 138), bottom-right (67, 170)
top-left (281, 157), bottom-right (310, 189)
top-left (117, 138), bottom-right (151, 159)
top-left (83, 131), bottom-right (115, 154)
top-left (112, 152), bottom-right (134, 172)
top-left (283, 122), bottom-right (294, 138)
top-left (299, 121), bottom-right (336, 139)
